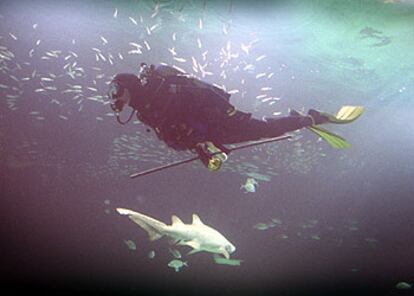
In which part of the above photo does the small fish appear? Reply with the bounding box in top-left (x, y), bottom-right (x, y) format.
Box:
top-left (261, 97), bottom-right (272, 103)
top-left (173, 65), bottom-right (186, 73)
top-left (222, 23), bottom-right (228, 35)
top-left (33, 23), bottom-right (38, 29)
top-left (68, 50), bottom-right (78, 58)
top-left (58, 115), bottom-right (68, 120)
top-left (113, 8), bottom-right (118, 18)
top-left (241, 177), bottom-right (258, 193)
top-left (150, 23), bottom-right (160, 32)
top-left (173, 57), bottom-right (186, 63)
top-left (396, 282), bottom-right (412, 290)
top-left (129, 17), bottom-right (137, 25)
top-left (100, 36), bottom-right (108, 44)
top-left (201, 50), bottom-right (208, 61)
top-left (256, 54), bottom-right (266, 61)
top-left (199, 18), bottom-right (203, 29)
top-left (253, 223), bottom-right (269, 230)
top-left (240, 43), bottom-right (251, 55)
top-left (128, 49), bottom-right (142, 55)
top-left (124, 239), bottom-right (136, 251)
top-left (46, 51), bottom-right (58, 58)
top-left (148, 250), bottom-right (155, 259)
top-left (35, 39), bottom-right (41, 46)
top-left (151, 3), bottom-right (159, 18)
top-left (143, 40), bottom-right (151, 51)
top-left (243, 64), bottom-right (254, 71)
top-left (191, 56), bottom-right (198, 69)
top-left (255, 73), bottom-right (266, 79)
top-left (197, 38), bottom-right (202, 49)
top-left (98, 52), bottom-right (106, 61)
top-left (172, 32), bottom-right (177, 41)
top-left (168, 259), bottom-right (188, 272)
top-left (9, 32), bottom-right (17, 40)
top-left (271, 218), bottom-right (282, 225)
top-left (129, 42), bottom-right (142, 49)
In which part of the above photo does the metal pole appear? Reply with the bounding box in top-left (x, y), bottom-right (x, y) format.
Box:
top-left (129, 135), bottom-right (291, 179)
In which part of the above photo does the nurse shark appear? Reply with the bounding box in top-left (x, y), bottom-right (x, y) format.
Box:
top-left (116, 208), bottom-right (236, 259)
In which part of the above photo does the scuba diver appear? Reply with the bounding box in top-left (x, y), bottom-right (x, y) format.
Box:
top-left (108, 63), bottom-right (363, 172)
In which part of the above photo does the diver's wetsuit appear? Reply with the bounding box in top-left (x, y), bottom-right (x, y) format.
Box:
top-left (210, 111), bottom-right (312, 145)
top-left (128, 69), bottom-right (313, 151)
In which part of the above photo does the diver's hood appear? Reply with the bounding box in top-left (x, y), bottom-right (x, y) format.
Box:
top-left (112, 73), bottom-right (143, 97)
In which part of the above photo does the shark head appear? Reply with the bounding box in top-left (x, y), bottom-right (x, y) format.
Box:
top-left (189, 214), bottom-right (237, 259)
top-left (225, 242), bottom-right (236, 254)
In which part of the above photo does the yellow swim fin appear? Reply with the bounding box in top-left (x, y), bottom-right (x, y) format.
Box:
top-left (327, 105), bottom-right (364, 124)
top-left (306, 105), bottom-right (363, 148)
top-left (307, 125), bottom-right (351, 149)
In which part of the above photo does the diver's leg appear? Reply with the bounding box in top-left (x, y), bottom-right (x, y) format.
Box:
top-left (213, 111), bottom-right (320, 145)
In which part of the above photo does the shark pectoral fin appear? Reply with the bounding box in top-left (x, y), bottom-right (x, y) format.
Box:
top-left (143, 224), bottom-right (163, 241)
top-left (176, 240), bottom-right (186, 246)
top-left (128, 218), bottom-right (163, 241)
top-left (184, 240), bottom-right (201, 254)
top-left (168, 238), bottom-right (180, 245)
top-left (187, 249), bottom-right (201, 256)
top-left (221, 249), bottom-right (230, 260)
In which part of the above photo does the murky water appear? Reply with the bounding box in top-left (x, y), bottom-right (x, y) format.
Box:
top-left (1, 0), bottom-right (414, 295)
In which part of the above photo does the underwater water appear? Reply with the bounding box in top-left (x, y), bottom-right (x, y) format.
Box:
top-left (1, 0), bottom-right (414, 295)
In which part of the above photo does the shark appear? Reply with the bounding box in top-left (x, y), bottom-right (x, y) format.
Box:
top-left (116, 208), bottom-right (236, 259)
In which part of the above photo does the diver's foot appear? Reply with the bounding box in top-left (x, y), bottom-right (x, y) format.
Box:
top-left (308, 109), bottom-right (330, 125)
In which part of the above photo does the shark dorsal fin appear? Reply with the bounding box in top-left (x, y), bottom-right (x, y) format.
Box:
top-left (192, 214), bottom-right (204, 225)
top-left (171, 215), bottom-right (184, 225)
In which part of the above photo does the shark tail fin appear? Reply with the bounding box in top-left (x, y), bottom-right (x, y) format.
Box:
top-left (116, 208), bottom-right (166, 241)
